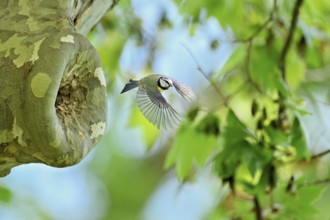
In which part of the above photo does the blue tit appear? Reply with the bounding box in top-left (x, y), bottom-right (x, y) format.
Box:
top-left (121, 74), bottom-right (195, 129)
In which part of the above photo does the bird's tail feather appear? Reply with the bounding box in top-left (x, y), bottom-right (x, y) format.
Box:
top-left (121, 79), bottom-right (138, 93)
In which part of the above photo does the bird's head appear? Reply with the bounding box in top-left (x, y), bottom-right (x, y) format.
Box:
top-left (157, 76), bottom-right (173, 90)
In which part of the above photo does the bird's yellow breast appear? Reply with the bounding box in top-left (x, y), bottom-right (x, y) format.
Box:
top-left (157, 86), bottom-right (166, 92)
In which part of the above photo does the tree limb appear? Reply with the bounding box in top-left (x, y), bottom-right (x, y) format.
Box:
top-left (0, 0), bottom-right (112, 177)
top-left (279, 0), bottom-right (304, 79)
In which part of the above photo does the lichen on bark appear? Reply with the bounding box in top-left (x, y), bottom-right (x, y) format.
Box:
top-left (0, 0), bottom-right (113, 177)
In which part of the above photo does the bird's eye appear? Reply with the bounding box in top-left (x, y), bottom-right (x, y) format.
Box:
top-left (157, 77), bottom-right (171, 90)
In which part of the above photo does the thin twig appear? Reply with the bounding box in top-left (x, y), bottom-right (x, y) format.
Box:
top-left (299, 178), bottom-right (330, 188)
top-left (181, 43), bottom-right (228, 105)
top-left (278, 0), bottom-right (304, 79)
top-left (311, 149), bottom-right (330, 160)
top-left (245, 40), bottom-right (253, 78)
top-left (244, 40), bottom-right (263, 93)
top-left (253, 195), bottom-right (263, 220)
top-left (298, 147), bottom-right (330, 162)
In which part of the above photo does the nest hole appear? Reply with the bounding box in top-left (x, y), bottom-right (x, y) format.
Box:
top-left (55, 74), bottom-right (87, 122)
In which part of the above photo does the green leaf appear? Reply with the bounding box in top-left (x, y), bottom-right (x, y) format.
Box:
top-left (186, 106), bottom-right (200, 122)
top-left (264, 126), bottom-right (289, 146)
top-left (275, 184), bottom-right (325, 220)
top-left (215, 110), bottom-right (251, 178)
top-left (215, 140), bottom-right (245, 178)
top-left (291, 118), bottom-right (310, 160)
top-left (195, 113), bottom-right (220, 136)
top-left (254, 163), bottom-right (276, 193)
top-left (217, 45), bottom-right (246, 77)
top-left (305, 42), bottom-right (323, 68)
top-left (216, 110), bottom-right (274, 193)
top-left (164, 115), bottom-right (219, 181)
top-left (0, 186), bottom-right (12, 203)
top-left (225, 110), bottom-right (249, 144)
top-left (250, 46), bottom-right (280, 92)
top-left (286, 50), bottom-right (305, 90)
top-left (244, 144), bottom-right (273, 179)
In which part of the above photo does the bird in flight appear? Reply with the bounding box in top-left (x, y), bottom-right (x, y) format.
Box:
top-left (121, 74), bottom-right (195, 129)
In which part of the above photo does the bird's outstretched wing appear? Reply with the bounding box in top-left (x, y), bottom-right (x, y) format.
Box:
top-left (136, 87), bottom-right (181, 129)
top-left (172, 80), bottom-right (196, 102)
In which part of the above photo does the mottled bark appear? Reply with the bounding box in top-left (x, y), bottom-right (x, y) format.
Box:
top-left (0, 0), bottom-right (113, 177)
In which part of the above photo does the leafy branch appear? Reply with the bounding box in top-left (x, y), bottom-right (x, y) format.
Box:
top-left (167, 0), bottom-right (330, 219)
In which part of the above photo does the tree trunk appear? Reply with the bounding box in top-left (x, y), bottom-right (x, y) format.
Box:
top-left (0, 0), bottom-right (113, 177)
